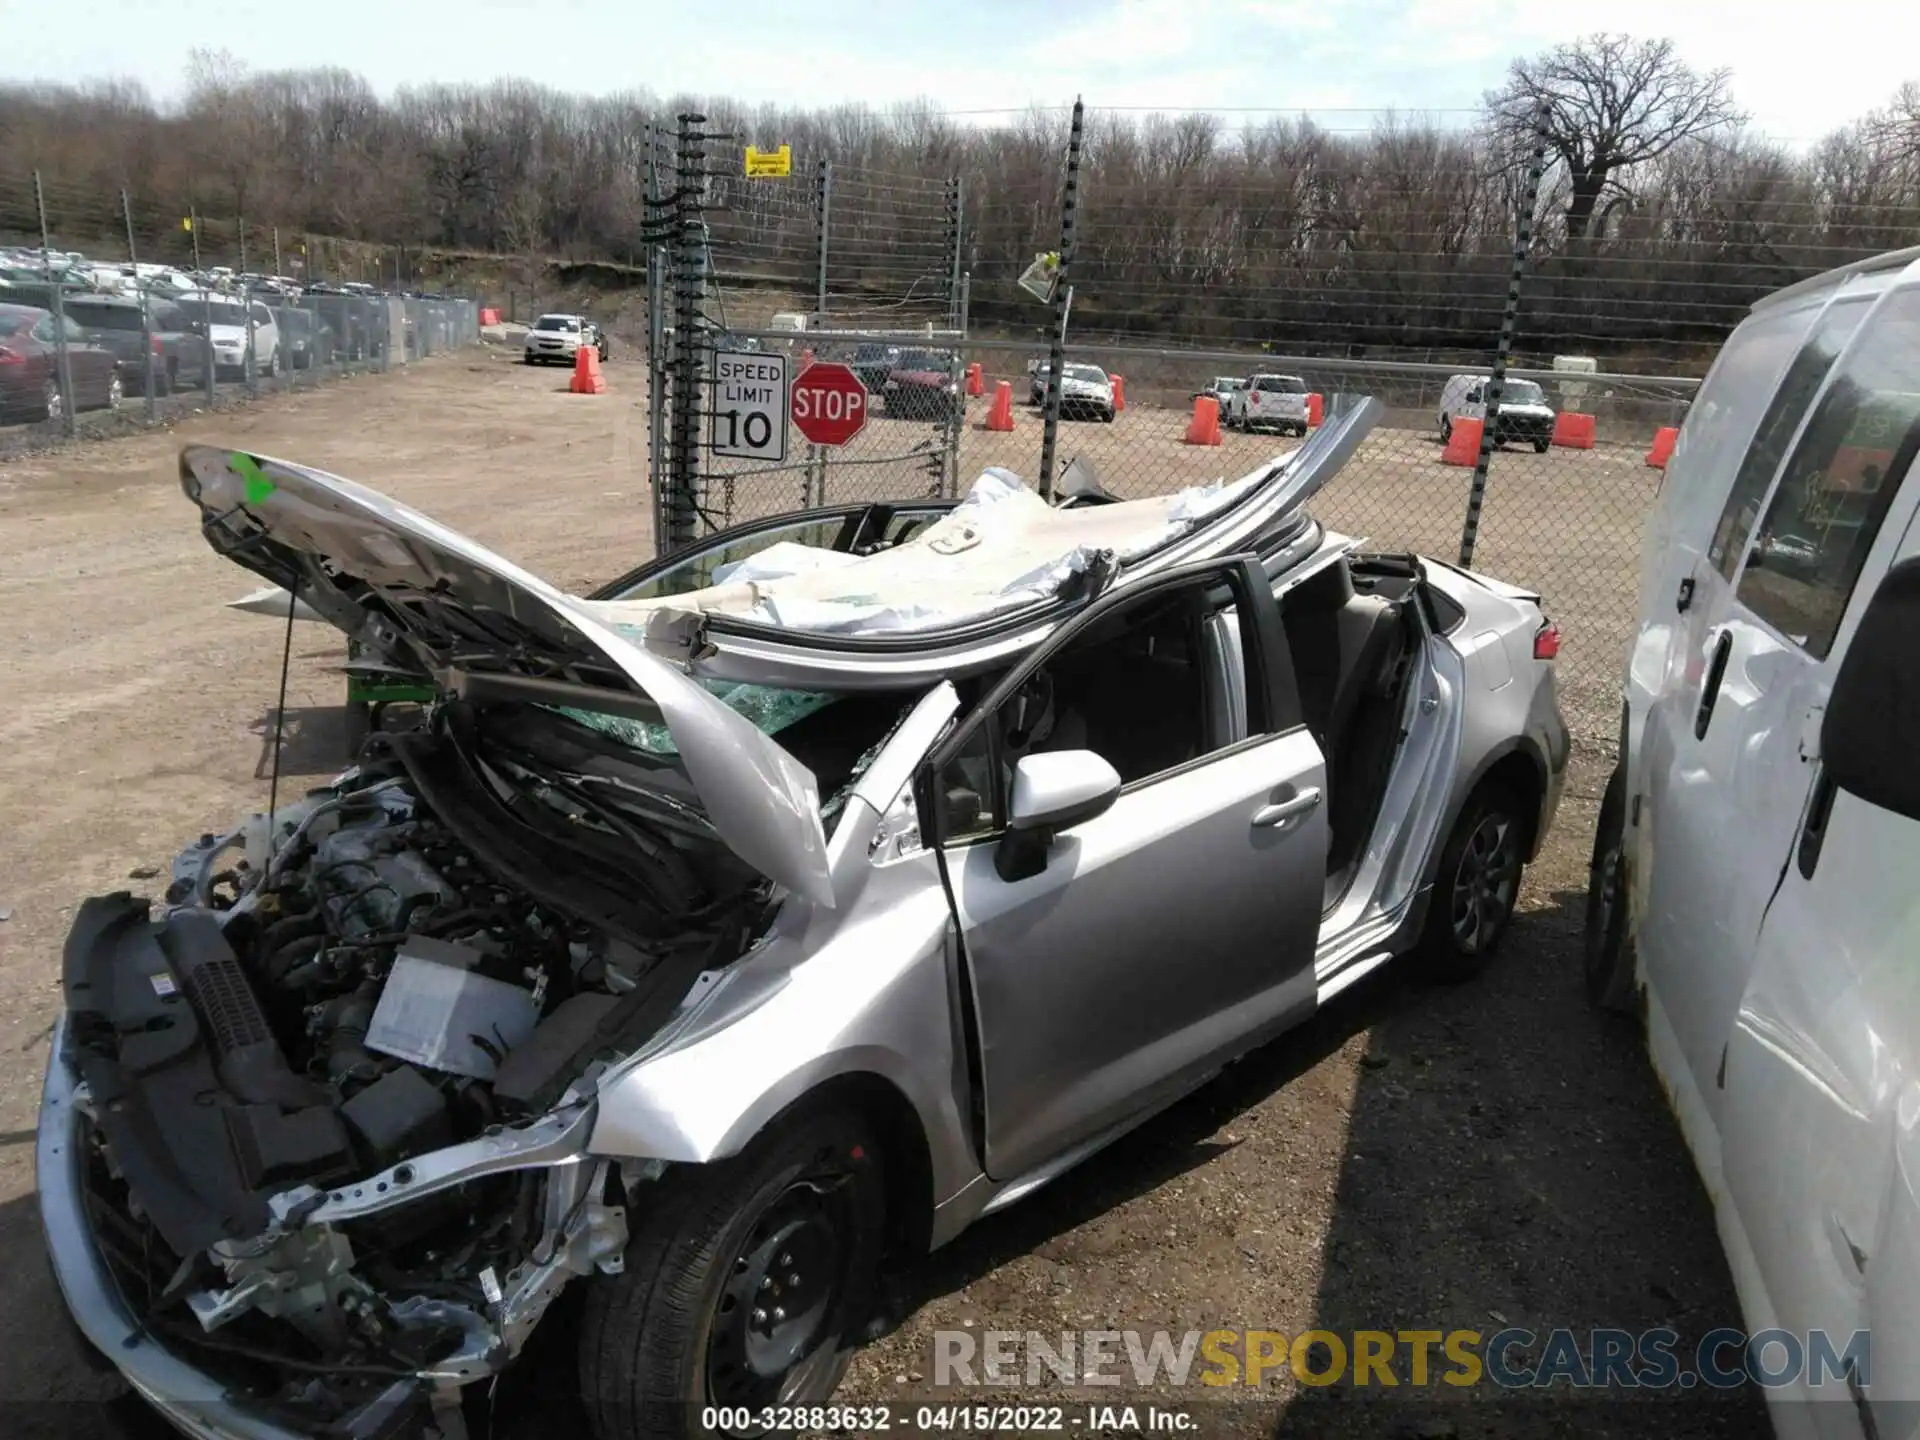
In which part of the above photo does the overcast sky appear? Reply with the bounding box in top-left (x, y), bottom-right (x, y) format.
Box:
top-left (3, 0), bottom-right (1911, 144)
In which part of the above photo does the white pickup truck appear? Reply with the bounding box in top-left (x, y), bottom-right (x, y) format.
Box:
top-left (1229, 373), bottom-right (1312, 435)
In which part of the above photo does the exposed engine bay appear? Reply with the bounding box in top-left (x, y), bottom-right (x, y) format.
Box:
top-left (59, 699), bottom-right (818, 1421)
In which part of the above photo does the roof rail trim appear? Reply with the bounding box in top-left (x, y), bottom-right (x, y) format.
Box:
top-left (1752, 247), bottom-right (1920, 313)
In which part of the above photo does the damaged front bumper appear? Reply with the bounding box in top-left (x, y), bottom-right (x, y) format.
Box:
top-left (38, 1013), bottom-right (630, 1439)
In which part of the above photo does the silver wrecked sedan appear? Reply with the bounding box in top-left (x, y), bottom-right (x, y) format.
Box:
top-left (39, 402), bottom-right (1568, 1438)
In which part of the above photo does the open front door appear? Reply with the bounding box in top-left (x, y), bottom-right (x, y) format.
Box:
top-left (927, 558), bottom-right (1328, 1181)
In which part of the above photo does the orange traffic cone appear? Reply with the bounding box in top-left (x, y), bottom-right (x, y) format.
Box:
top-left (571, 345), bottom-right (607, 395)
top-left (985, 380), bottom-right (1015, 432)
top-left (1646, 426), bottom-right (1678, 467)
top-left (1111, 374), bottom-right (1126, 412)
top-left (1183, 395), bottom-right (1222, 446)
top-left (1442, 417), bottom-right (1482, 465)
top-left (1306, 392), bottom-right (1324, 428)
top-left (966, 362), bottom-right (984, 397)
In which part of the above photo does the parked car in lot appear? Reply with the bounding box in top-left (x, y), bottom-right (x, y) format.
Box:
top-left (881, 347), bottom-right (960, 419)
top-left (1587, 246), bottom-right (1920, 1433)
top-left (1231, 373), bottom-right (1312, 435)
top-left (0, 302), bottom-right (123, 421)
top-left (273, 306), bottom-right (336, 370)
top-left (1194, 375), bottom-right (1247, 414)
top-left (62, 293), bottom-right (210, 396)
top-left (1437, 374), bottom-right (1556, 452)
top-left (524, 311), bottom-right (591, 364)
top-left (1027, 361), bottom-right (1115, 419)
top-left (850, 341), bottom-right (901, 392)
top-left (40, 402), bottom-right (1568, 1439)
top-left (179, 293), bottom-right (282, 378)
top-left (1054, 361), bottom-right (1116, 421)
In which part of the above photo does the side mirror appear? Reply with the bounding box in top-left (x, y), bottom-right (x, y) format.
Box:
top-left (994, 750), bottom-right (1121, 882)
top-left (1821, 556), bottom-right (1920, 821)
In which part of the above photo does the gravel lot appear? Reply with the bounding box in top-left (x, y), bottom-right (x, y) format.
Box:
top-left (0, 351), bottom-right (1762, 1436)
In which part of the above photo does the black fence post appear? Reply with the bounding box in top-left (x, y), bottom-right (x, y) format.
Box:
top-left (1459, 102), bottom-right (1551, 569)
top-left (663, 111), bottom-right (712, 552)
top-left (1037, 98), bottom-right (1085, 500)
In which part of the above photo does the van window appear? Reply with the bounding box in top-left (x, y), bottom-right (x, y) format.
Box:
top-left (1734, 287), bottom-right (1920, 657)
top-left (1709, 298), bottom-right (1870, 577)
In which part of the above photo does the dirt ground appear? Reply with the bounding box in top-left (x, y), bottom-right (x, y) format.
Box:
top-left (0, 351), bottom-right (1761, 1436)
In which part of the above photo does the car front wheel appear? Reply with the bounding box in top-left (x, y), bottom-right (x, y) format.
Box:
top-left (580, 1107), bottom-right (887, 1439)
top-left (1421, 782), bottom-right (1526, 980)
top-left (1585, 764), bottom-right (1637, 1013)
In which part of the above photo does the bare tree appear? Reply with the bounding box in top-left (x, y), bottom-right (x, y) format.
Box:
top-left (1488, 34), bottom-right (1744, 240)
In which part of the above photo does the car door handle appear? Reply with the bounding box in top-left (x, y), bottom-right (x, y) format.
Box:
top-left (1694, 631), bottom-right (1734, 740)
top-left (1253, 787), bottom-right (1323, 830)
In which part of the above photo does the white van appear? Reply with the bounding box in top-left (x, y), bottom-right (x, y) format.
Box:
top-left (1587, 247), bottom-right (1920, 1433)
top-left (1437, 373), bottom-right (1557, 452)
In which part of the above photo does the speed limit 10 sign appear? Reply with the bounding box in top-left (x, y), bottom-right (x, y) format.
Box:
top-left (710, 351), bottom-right (790, 461)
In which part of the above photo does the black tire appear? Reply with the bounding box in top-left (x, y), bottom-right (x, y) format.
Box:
top-left (1439, 416), bottom-right (1452, 444)
top-left (1533, 438), bottom-right (1551, 453)
top-left (158, 359), bottom-right (176, 396)
top-left (1420, 782), bottom-right (1528, 981)
top-left (524, 355), bottom-right (537, 365)
top-left (580, 1107), bottom-right (887, 1440)
top-left (1585, 763), bottom-right (1637, 1013)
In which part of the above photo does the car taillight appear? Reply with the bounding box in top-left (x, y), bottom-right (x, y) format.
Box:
top-left (0, 345), bottom-right (21, 364)
top-left (1534, 620), bottom-right (1561, 660)
top-left (151, 334), bottom-right (165, 354)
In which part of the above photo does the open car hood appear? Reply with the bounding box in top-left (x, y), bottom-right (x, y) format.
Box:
top-left (179, 445), bottom-right (835, 908)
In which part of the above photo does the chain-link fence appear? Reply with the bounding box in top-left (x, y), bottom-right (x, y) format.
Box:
top-left (643, 98), bottom-right (1920, 775)
top-left (0, 169), bottom-right (481, 448)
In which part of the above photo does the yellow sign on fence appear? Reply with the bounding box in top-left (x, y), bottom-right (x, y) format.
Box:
top-left (744, 144), bottom-right (792, 179)
top-left (181, 216), bottom-right (193, 232)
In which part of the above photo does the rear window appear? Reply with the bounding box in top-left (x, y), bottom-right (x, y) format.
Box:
top-left (64, 302), bottom-right (144, 331)
top-left (184, 300), bottom-right (248, 326)
top-left (1255, 376), bottom-right (1306, 393)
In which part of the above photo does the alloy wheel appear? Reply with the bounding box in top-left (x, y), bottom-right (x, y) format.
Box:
top-left (1451, 812), bottom-right (1519, 953)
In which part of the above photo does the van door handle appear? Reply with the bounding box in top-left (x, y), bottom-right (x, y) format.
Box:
top-left (1253, 787), bottom-right (1322, 831)
top-left (1694, 631), bottom-right (1733, 739)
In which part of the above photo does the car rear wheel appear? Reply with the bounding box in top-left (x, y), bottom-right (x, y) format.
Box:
top-left (580, 1107), bottom-right (886, 1439)
top-left (1439, 416), bottom-right (1452, 443)
top-left (1585, 764), bottom-right (1637, 1014)
top-left (158, 358), bottom-right (177, 396)
top-left (1533, 437), bottom-right (1550, 453)
top-left (1420, 782), bottom-right (1526, 980)
top-left (41, 377), bottom-right (61, 423)
top-left (105, 372), bottom-right (123, 411)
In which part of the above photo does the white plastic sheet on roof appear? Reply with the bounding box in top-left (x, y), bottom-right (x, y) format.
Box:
top-left (578, 461), bottom-right (1283, 642)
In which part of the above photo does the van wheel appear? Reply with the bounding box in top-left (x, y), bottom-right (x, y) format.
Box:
top-left (1420, 782), bottom-right (1525, 981)
top-left (1533, 438), bottom-right (1551, 453)
top-left (1585, 764), bottom-right (1638, 1014)
top-left (580, 1107), bottom-right (886, 1439)
top-left (1439, 416), bottom-right (1452, 444)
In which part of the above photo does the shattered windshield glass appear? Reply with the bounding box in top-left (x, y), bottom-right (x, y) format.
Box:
top-left (552, 680), bottom-right (838, 757)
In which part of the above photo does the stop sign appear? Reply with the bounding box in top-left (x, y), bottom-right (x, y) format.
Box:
top-left (790, 362), bottom-right (868, 446)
